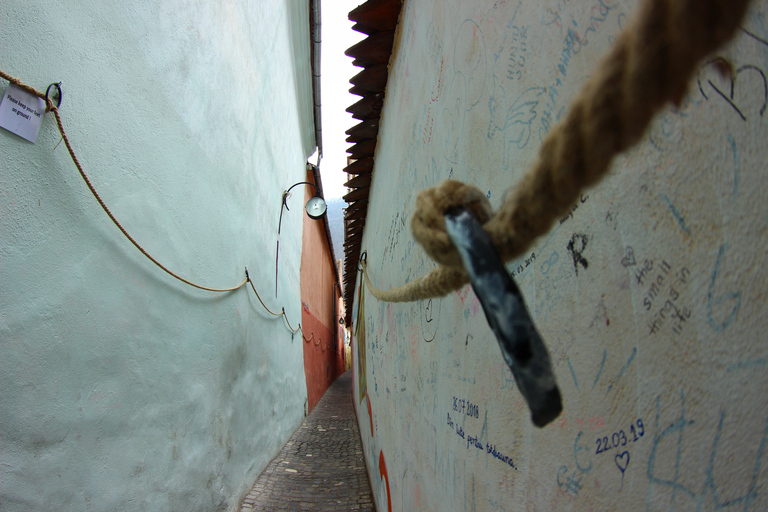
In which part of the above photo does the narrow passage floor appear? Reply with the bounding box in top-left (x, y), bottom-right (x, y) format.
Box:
top-left (239, 370), bottom-right (375, 512)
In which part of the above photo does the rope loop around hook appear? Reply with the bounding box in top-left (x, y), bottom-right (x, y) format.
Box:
top-left (411, 180), bottom-right (493, 268)
top-left (45, 82), bottom-right (62, 110)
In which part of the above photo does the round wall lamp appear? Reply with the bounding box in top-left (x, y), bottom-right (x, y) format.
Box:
top-left (305, 195), bottom-right (327, 219)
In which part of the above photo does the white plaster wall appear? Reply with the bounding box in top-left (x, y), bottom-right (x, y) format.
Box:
top-left (0, 1), bottom-right (315, 510)
top-left (353, 0), bottom-right (768, 510)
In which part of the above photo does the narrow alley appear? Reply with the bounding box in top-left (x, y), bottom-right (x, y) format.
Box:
top-left (239, 371), bottom-right (374, 512)
top-left (3, 0), bottom-right (768, 510)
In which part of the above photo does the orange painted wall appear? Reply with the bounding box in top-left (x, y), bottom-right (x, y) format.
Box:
top-left (300, 169), bottom-right (344, 413)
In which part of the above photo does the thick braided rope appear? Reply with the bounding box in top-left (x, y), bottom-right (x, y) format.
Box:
top-left (0, 70), bottom-right (50, 106)
top-left (49, 108), bottom-right (249, 293)
top-left (364, 0), bottom-right (752, 303)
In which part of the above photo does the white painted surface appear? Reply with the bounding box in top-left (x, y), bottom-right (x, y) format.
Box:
top-left (353, 0), bottom-right (768, 510)
top-left (0, 1), bottom-right (315, 510)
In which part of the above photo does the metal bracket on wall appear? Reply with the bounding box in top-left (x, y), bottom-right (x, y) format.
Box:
top-left (444, 207), bottom-right (562, 427)
top-left (45, 82), bottom-right (62, 108)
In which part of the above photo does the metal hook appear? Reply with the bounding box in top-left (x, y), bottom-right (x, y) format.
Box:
top-left (444, 206), bottom-right (562, 427)
top-left (45, 82), bottom-right (62, 109)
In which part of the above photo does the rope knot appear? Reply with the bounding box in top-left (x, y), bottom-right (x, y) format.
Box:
top-left (411, 180), bottom-right (493, 268)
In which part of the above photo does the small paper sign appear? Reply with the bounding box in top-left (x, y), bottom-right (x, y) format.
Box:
top-left (0, 83), bottom-right (46, 143)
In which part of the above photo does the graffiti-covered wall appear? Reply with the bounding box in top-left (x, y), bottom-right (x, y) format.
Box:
top-left (352, 0), bottom-right (768, 510)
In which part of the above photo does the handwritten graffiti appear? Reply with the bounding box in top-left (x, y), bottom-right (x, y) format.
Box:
top-left (541, 0), bottom-right (617, 41)
top-left (452, 396), bottom-right (481, 418)
top-left (634, 257), bottom-right (693, 336)
top-left (706, 243), bottom-right (742, 332)
top-left (614, 450), bottom-right (630, 477)
top-left (457, 286), bottom-right (481, 321)
top-left (569, 0), bottom-right (618, 53)
top-left (697, 59), bottom-right (767, 121)
top-left (539, 0), bottom-right (618, 140)
top-left (558, 415), bottom-right (605, 431)
top-left (727, 133), bottom-right (739, 196)
top-left (384, 212), bottom-right (408, 263)
top-left (557, 465), bottom-right (584, 495)
top-left (605, 347), bottom-right (637, 394)
top-left (621, 246), bottom-right (636, 267)
top-left (661, 193), bottom-right (691, 236)
top-left (506, 23), bottom-right (528, 81)
top-left (566, 233), bottom-right (589, 274)
top-left (595, 419), bottom-right (645, 454)
top-left (447, 410), bottom-right (518, 470)
top-left (559, 194), bottom-right (589, 225)
top-left (540, 251), bottom-right (560, 275)
top-left (486, 443), bottom-right (517, 469)
top-left (488, 83), bottom-right (544, 149)
top-left (420, 298), bottom-right (441, 342)
top-left (441, 19), bottom-right (487, 163)
top-left (557, 430), bottom-right (594, 496)
top-left (509, 251), bottom-right (536, 278)
top-left (646, 390), bottom-right (768, 510)
top-left (541, 0), bottom-right (574, 31)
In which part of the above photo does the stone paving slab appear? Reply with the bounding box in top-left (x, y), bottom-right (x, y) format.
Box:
top-left (240, 370), bottom-right (375, 512)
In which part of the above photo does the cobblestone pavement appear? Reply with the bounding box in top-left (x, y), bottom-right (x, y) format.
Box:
top-left (240, 370), bottom-right (375, 512)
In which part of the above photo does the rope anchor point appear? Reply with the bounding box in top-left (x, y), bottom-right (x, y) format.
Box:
top-left (45, 82), bottom-right (62, 109)
top-left (444, 206), bottom-right (562, 427)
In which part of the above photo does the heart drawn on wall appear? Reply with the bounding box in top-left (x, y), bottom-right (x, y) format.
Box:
top-left (621, 246), bottom-right (636, 267)
top-left (614, 451), bottom-right (630, 474)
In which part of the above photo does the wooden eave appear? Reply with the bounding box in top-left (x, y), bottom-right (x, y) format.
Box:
top-left (349, 0), bottom-right (401, 31)
top-left (347, 139), bottom-right (377, 159)
top-left (343, 157), bottom-right (374, 175)
top-left (341, 0), bottom-right (403, 326)
top-left (344, 31), bottom-right (395, 64)
top-left (345, 173), bottom-right (372, 189)
top-left (347, 94), bottom-right (384, 120)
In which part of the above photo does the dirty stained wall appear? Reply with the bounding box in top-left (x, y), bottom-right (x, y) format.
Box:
top-left (1, 1), bottom-right (315, 511)
top-left (352, 0), bottom-right (768, 510)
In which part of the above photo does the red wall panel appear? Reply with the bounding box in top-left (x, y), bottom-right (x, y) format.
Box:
top-left (301, 305), bottom-right (341, 412)
top-left (300, 169), bottom-right (344, 413)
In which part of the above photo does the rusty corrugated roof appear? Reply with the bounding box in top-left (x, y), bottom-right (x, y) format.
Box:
top-left (341, 0), bottom-right (403, 325)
